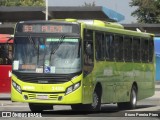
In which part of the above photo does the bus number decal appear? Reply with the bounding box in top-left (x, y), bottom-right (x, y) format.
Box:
top-left (52, 86), bottom-right (64, 91)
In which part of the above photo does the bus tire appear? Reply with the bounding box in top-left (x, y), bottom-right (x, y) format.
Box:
top-left (87, 90), bottom-right (101, 111)
top-left (29, 103), bottom-right (53, 112)
top-left (118, 86), bottom-right (137, 110)
top-left (127, 86), bottom-right (137, 109)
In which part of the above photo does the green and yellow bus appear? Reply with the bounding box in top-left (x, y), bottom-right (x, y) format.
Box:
top-left (11, 19), bottom-right (155, 112)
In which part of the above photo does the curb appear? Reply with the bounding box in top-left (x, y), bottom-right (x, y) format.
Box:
top-left (0, 94), bottom-right (10, 100)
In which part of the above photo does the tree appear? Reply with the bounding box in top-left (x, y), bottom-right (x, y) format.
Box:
top-left (0, 0), bottom-right (45, 6)
top-left (130, 0), bottom-right (160, 23)
top-left (82, 1), bottom-right (96, 7)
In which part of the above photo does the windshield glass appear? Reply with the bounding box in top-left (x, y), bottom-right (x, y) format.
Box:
top-left (13, 36), bottom-right (81, 74)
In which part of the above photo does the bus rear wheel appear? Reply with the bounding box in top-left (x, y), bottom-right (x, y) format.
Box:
top-left (118, 86), bottom-right (137, 110)
top-left (128, 86), bottom-right (137, 109)
top-left (29, 103), bottom-right (53, 112)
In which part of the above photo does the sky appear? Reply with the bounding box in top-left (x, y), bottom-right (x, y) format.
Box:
top-left (48, 0), bottom-right (137, 23)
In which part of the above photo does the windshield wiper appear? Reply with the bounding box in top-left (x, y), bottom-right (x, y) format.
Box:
top-left (28, 36), bottom-right (38, 51)
top-left (49, 35), bottom-right (65, 63)
top-left (28, 36), bottom-right (40, 65)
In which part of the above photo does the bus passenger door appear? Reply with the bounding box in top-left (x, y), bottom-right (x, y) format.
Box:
top-left (82, 29), bottom-right (94, 103)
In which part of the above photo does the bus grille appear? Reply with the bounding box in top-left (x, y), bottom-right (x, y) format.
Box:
top-left (12, 71), bottom-right (81, 84)
top-left (27, 93), bottom-right (59, 100)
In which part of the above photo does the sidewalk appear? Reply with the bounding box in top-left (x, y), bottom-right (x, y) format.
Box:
top-left (155, 81), bottom-right (160, 91)
top-left (156, 81), bottom-right (160, 85)
top-left (0, 93), bottom-right (10, 100)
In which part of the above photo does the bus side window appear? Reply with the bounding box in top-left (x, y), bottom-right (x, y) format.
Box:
top-left (114, 35), bottom-right (123, 61)
top-left (133, 38), bottom-right (141, 62)
top-left (83, 29), bottom-right (94, 76)
top-left (8, 44), bottom-right (13, 60)
top-left (105, 35), bottom-right (109, 60)
top-left (141, 39), bottom-right (149, 63)
top-left (105, 34), bottom-right (114, 60)
top-left (95, 32), bottom-right (105, 61)
top-left (149, 38), bottom-right (154, 63)
top-left (0, 44), bottom-right (3, 64)
top-left (124, 36), bottom-right (132, 62)
top-left (7, 44), bottom-right (13, 64)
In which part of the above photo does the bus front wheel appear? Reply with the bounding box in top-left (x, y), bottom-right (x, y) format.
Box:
top-left (71, 90), bottom-right (101, 111)
top-left (87, 90), bottom-right (101, 111)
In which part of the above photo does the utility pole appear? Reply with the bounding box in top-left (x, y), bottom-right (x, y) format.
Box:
top-left (45, 0), bottom-right (48, 21)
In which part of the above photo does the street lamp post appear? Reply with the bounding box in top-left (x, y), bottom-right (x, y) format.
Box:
top-left (45, 0), bottom-right (48, 21)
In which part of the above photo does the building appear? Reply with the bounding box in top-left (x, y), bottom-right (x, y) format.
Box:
top-left (0, 6), bottom-right (124, 34)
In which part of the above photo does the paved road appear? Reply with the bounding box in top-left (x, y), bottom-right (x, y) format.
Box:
top-left (0, 84), bottom-right (160, 119)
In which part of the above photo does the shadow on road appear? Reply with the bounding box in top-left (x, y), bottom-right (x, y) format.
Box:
top-left (135, 105), bottom-right (157, 110)
top-left (0, 103), bottom-right (156, 117)
top-left (20, 104), bottom-right (157, 117)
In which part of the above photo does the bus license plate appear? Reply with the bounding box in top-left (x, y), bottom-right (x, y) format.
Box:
top-left (36, 95), bottom-right (48, 99)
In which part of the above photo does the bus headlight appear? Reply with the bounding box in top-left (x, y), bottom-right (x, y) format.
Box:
top-left (65, 81), bottom-right (81, 95)
top-left (12, 81), bottom-right (22, 94)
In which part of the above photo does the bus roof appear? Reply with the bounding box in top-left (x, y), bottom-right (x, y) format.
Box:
top-left (78, 19), bottom-right (154, 38)
top-left (17, 19), bottom-right (154, 38)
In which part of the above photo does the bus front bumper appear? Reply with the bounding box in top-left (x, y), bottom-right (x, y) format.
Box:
top-left (11, 85), bottom-right (82, 104)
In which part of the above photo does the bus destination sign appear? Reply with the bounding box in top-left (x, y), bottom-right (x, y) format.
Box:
top-left (20, 24), bottom-right (73, 33)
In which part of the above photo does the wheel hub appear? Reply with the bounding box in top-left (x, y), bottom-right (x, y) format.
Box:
top-left (92, 93), bottom-right (98, 109)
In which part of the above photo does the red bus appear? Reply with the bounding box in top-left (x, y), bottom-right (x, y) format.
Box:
top-left (0, 34), bottom-right (13, 93)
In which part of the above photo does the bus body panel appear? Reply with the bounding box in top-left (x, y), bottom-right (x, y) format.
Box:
top-left (11, 73), bottom-right (83, 104)
top-left (0, 65), bottom-right (12, 93)
top-left (0, 34), bottom-right (13, 93)
top-left (83, 23), bottom-right (155, 105)
top-left (92, 61), bottom-right (155, 104)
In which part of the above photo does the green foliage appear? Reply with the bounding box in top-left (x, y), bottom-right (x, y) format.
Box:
top-left (0, 0), bottom-right (45, 6)
top-left (130, 0), bottom-right (160, 23)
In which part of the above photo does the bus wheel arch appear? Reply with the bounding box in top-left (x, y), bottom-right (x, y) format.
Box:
top-left (118, 82), bottom-right (138, 110)
top-left (95, 82), bottom-right (102, 99)
top-left (91, 82), bottom-right (102, 111)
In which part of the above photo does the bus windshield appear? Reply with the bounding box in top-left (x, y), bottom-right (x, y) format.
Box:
top-left (13, 36), bottom-right (81, 74)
